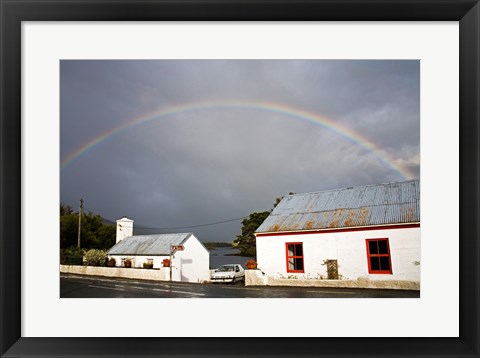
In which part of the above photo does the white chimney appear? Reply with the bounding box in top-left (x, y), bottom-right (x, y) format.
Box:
top-left (116, 217), bottom-right (134, 243)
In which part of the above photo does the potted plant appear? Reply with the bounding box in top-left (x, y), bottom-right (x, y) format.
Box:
top-left (245, 259), bottom-right (257, 269)
top-left (123, 258), bottom-right (132, 268)
top-left (143, 261), bottom-right (154, 269)
top-left (107, 258), bottom-right (116, 267)
top-left (162, 258), bottom-right (171, 267)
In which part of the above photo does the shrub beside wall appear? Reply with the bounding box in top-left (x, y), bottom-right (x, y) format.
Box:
top-left (60, 247), bottom-right (85, 266)
top-left (84, 249), bottom-right (108, 266)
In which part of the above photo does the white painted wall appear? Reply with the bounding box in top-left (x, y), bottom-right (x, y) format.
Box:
top-left (116, 217), bottom-right (134, 243)
top-left (256, 227), bottom-right (420, 283)
top-left (107, 255), bottom-right (169, 269)
top-left (107, 234), bottom-right (210, 283)
top-left (61, 264), bottom-right (170, 281)
top-left (171, 235), bottom-right (210, 283)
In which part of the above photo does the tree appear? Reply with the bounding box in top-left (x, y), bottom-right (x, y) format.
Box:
top-left (80, 212), bottom-right (103, 249)
top-left (60, 204), bottom-right (116, 250)
top-left (96, 225), bottom-right (116, 249)
top-left (60, 208), bottom-right (79, 248)
top-left (233, 193), bottom-right (295, 258)
top-left (233, 211), bottom-right (270, 258)
top-left (60, 203), bottom-right (73, 216)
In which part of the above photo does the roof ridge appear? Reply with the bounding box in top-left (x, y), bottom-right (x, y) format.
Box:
top-left (129, 233), bottom-right (193, 238)
top-left (285, 179), bottom-right (419, 198)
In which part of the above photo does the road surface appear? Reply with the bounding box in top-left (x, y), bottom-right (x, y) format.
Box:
top-left (60, 273), bottom-right (420, 298)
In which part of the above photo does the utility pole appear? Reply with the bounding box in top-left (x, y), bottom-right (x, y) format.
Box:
top-left (77, 198), bottom-right (83, 248)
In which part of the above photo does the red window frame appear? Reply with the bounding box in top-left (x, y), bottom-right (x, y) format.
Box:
top-left (285, 242), bottom-right (304, 273)
top-left (366, 238), bottom-right (393, 274)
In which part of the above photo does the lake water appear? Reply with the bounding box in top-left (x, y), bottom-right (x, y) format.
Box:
top-left (209, 247), bottom-right (253, 269)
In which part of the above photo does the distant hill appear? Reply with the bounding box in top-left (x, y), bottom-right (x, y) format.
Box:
top-left (202, 242), bottom-right (233, 249)
top-left (101, 218), bottom-right (116, 226)
top-left (100, 220), bottom-right (232, 243)
top-left (101, 219), bottom-right (168, 235)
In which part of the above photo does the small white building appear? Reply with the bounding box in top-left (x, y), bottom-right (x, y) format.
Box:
top-left (253, 180), bottom-right (420, 289)
top-left (107, 217), bottom-right (210, 283)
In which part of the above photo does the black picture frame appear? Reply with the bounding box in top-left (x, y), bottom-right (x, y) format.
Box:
top-left (1, 1), bottom-right (478, 357)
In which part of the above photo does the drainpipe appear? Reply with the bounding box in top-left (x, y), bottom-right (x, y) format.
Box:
top-left (169, 244), bottom-right (172, 282)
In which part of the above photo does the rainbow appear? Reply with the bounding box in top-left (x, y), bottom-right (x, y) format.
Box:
top-left (61, 100), bottom-right (416, 180)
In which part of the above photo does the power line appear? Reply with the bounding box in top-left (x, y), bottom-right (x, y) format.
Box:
top-left (81, 205), bottom-right (248, 230)
top-left (136, 216), bottom-right (248, 230)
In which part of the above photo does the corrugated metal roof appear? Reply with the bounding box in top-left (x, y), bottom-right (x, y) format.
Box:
top-left (107, 233), bottom-right (193, 255)
top-left (256, 179), bottom-right (420, 233)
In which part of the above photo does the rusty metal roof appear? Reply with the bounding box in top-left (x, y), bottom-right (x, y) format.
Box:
top-left (107, 233), bottom-right (194, 255)
top-left (256, 179), bottom-right (420, 233)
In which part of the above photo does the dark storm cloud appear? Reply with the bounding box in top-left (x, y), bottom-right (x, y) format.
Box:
top-left (60, 60), bottom-right (420, 241)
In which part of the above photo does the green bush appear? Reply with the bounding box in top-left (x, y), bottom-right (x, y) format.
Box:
top-left (60, 246), bottom-right (85, 265)
top-left (60, 246), bottom-right (85, 258)
top-left (84, 249), bottom-right (108, 266)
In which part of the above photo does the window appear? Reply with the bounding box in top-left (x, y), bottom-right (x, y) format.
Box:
top-left (366, 238), bottom-right (392, 274)
top-left (286, 242), bottom-right (304, 273)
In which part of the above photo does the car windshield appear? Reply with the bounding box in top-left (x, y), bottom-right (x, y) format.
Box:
top-left (217, 265), bottom-right (235, 272)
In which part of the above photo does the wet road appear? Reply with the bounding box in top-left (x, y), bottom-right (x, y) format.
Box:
top-left (60, 274), bottom-right (420, 298)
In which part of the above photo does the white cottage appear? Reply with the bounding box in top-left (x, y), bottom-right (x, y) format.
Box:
top-left (253, 180), bottom-right (420, 289)
top-left (107, 217), bottom-right (210, 283)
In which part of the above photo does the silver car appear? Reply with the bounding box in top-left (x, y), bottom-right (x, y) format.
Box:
top-left (211, 264), bottom-right (245, 284)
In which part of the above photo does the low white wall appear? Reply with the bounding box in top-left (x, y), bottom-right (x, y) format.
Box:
top-left (60, 265), bottom-right (170, 281)
top-left (245, 269), bottom-right (420, 290)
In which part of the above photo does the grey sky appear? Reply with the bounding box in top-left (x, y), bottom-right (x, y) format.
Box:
top-left (60, 60), bottom-right (420, 242)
